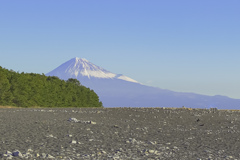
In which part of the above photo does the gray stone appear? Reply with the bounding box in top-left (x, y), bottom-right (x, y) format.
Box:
top-left (12, 150), bottom-right (23, 157)
top-left (41, 153), bottom-right (47, 158)
top-left (114, 125), bottom-right (119, 128)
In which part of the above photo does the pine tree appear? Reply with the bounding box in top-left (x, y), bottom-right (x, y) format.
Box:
top-left (0, 67), bottom-right (103, 108)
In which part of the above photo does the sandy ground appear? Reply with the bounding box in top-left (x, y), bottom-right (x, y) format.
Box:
top-left (0, 107), bottom-right (240, 159)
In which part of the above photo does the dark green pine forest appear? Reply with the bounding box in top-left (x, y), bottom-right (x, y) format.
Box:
top-left (0, 66), bottom-right (103, 108)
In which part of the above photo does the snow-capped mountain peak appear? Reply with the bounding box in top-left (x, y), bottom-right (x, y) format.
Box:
top-left (46, 57), bottom-right (139, 83)
top-left (65, 57), bottom-right (116, 79)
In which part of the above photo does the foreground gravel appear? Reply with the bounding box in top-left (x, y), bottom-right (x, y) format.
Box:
top-left (0, 107), bottom-right (240, 160)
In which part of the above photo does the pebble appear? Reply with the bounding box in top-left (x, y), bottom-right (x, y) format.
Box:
top-left (68, 118), bottom-right (79, 123)
top-left (90, 121), bottom-right (97, 125)
top-left (12, 150), bottom-right (22, 157)
top-left (68, 134), bottom-right (73, 137)
top-left (47, 154), bottom-right (55, 159)
top-left (41, 153), bottom-right (47, 158)
top-left (148, 150), bottom-right (156, 154)
top-left (71, 140), bottom-right (77, 144)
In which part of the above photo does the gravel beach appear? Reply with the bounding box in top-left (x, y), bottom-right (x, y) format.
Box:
top-left (0, 107), bottom-right (240, 160)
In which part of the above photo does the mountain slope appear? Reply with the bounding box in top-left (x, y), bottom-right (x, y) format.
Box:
top-left (47, 57), bottom-right (138, 83)
top-left (46, 57), bottom-right (240, 109)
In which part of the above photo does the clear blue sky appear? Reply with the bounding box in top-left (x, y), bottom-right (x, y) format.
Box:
top-left (1, 0), bottom-right (240, 99)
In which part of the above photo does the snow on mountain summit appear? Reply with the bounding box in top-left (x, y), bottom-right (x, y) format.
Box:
top-left (46, 57), bottom-right (139, 83)
top-left (67, 57), bottom-right (116, 79)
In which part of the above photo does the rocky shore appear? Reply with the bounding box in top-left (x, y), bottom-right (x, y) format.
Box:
top-left (0, 107), bottom-right (240, 159)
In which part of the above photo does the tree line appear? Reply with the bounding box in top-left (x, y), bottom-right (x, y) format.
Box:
top-left (0, 66), bottom-right (103, 108)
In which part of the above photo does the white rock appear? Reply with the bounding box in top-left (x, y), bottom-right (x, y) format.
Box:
top-left (67, 134), bottom-right (73, 137)
top-left (4, 151), bottom-right (12, 156)
top-left (90, 121), bottom-right (97, 124)
top-left (47, 154), bottom-right (55, 159)
top-left (22, 153), bottom-right (32, 159)
top-left (148, 141), bottom-right (157, 145)
top-left (3, 151), bottom-right (13, 159)
top-left (149, 150), bottom-right (156, 154)
top-left (68, 118), bottom-right (79, 122)
top-left (47, 134), bottom-right (56, 138)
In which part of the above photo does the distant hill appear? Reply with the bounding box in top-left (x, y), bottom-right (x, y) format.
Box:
top-left (46, 57), bottom-right (240, 109)
top-left (0, 66), bottom-right (102, 108)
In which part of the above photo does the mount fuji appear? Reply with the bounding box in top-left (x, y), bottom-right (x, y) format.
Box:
top-left (46, 57), bottom-right (240, 109)
top-left (46, 57), bottom-right (138, 83)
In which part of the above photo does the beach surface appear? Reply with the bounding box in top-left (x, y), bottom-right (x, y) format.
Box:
top-left (0, 107), bottom-right (240, 159)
